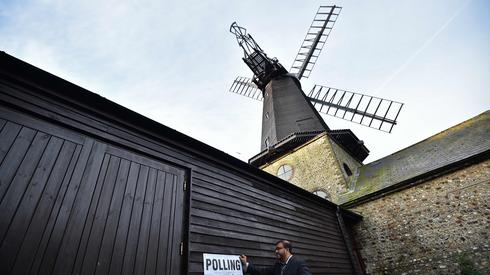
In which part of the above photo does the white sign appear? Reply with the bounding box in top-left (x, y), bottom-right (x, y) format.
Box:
top-left (203, 253), bottom-right (243, 275)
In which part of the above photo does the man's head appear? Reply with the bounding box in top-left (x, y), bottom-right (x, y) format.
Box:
top-left (274, 240), bottom-right (292, 261)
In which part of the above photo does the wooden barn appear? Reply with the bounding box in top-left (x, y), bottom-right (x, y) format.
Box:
top-left (0, 52), bottom-right (363, 274)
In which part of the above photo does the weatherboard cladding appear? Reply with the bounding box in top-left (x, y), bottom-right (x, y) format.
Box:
top-left (340, 110), bottom-right (490, 205)
top-left (261, 75), bottom-right (328, 151)
top-left (0, 52), bottom-right (361, 274)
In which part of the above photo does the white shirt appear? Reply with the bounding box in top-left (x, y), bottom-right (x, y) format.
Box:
top-left (284, 255), bottom-right (293, 265)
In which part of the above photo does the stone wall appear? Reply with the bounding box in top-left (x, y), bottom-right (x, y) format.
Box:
top-left (350, 159), bottom-right (490, 274)
top-left (328, 137), bottom-right (363, 187)
top-left (261, 134), bottom-right (348, 202)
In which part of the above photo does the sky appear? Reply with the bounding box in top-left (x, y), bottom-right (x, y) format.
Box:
top-left (1, 0), bottom-right (489, 163)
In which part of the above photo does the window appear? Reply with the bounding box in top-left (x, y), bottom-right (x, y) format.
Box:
top-left (343, 163), bottom-right (353, 176)
top-left (313, 190), bottom-right (331, 200)
top-left (277, 164), bottom-right (293, 181)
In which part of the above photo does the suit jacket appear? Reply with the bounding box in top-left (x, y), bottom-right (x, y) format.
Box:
top-left (246, 255), bottom-right (312, 275)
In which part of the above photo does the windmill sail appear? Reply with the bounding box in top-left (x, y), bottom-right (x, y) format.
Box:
top-left (290, 5), bottom-right (342, 80)
top-left (228, 78), bottom-right (403, 133)
top-left (229, 76), bottom-right (262, 101)
top-left (228, 5), bottom-right (404, 135)
top-left (307, 85), bottom-right (403, 133)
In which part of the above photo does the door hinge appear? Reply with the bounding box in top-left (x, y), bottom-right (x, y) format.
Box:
top-left (180, 241), bottom-right (184, 256)
top-left (183, 179), bottom-right (187, 191)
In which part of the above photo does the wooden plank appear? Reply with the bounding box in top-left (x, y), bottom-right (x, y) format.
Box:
top-left (189, 233), bottom-right (275, 251)
top-left (34, 139), bottom-right (99, 274)
top-left (93, 158), bottom-right (131, 275)
top-left (192, 175), bottom-right (338, 222)
top-left (145, 170), bottom-right (168, 275)
top-left (155, 172), bottom-right (171, 274)
top-left (189, 242), bottom-right (350, 263)
top-left (188, 236), bottom-right (349, 261)
top-left (120, 165), bottom-right (149, 275)
top-left (27, 144), bottom-right (83, 274)
top-left (0, 127), bottom-right (36, 201)
top-left (0, 105), bottom-right (85, 145)
top-left (0, 86), bottom-right (106, 144)
top-left (78, 155), bottom-right (121, 275)
top-left (189, 255), bottom-right (350, 272)
top-left (156, 173), bottom-right (175, 274)
top-left (0, 121), bottom-right (22, 164)
top-left (0, 87), bottom-right (195, 177)
top-left (188, 262), bottom-right (205, 274)
top-left (190, 214), bottom-right (344, 248)
top-left (191, 195), bottom-right (339, 237)
top-left (133, 168), bottom-right (157, 275)
top-left (108, 162), bottom-right (140, 275)
top-left (0, 118), bottom-right (6, 131)
top-left (0, 131), bottom-right (50, 244)
top-left (189, 252), bottom-right (352, 274)
top-left (189, 214), bottom-right (340, 246)
top-left (50, 140), bottom-right (107, 275)
top-left (302, 259), bottom-right (354, 268)
top-left (189, 205), bottom-right (334, 244)
top-left (190, 207), bottom-right (340, 244)
top-left (190, 200), bottom-right (333, 236)
top-left (0, 136), bottom-right (64, 274)
top-left (105, 145), bottom-right (182, 175)
top-left (70, 154), bottom-right (110, 275)
top-left (191, 167), bottom-right (339, 211)
top-left (10, 142), bottom-right (79, 275)
top-left (189, 224), bottom-right (346, 255)
top-left (193, 171), bottom-right (338, 215)
top-left (169, 174), bottom-right (184, 275)
top-left (192, 182), bottom-right (337, 228)
top-left (0, 86), bottom-right (194, 170)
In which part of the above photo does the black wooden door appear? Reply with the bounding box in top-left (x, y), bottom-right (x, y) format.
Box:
top-left (0, 106), bottom-right (185, 275)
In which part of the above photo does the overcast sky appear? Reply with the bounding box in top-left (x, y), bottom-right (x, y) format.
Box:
top-left (1, 0), bottom-right (489, 163)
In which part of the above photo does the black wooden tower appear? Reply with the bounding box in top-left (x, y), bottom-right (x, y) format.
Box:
top-left (229, 5), bottom-right (404, 160)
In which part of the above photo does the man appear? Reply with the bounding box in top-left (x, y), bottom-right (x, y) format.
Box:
top-left (240, 240), bottom-right (312, 275)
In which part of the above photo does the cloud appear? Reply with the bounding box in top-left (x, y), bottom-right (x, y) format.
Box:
top-left (1, 0), bottom-right (488, 163)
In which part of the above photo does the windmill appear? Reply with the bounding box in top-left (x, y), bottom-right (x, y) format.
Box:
top-left (229, 5), bottom-right (404, 157)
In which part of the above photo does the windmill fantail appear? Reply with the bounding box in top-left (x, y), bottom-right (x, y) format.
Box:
top-left (230, 22), bottom-right (287, 90)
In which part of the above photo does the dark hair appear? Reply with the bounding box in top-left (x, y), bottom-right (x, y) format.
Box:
top-left (275, 240), bottom-right (293, 253)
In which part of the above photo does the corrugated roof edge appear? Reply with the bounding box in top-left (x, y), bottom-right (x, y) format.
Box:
top-left (0, 51), bottom-right (362, 222)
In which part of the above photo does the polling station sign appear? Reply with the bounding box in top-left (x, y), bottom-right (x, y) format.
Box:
top-left (203, 253), bottom-right (243, 275)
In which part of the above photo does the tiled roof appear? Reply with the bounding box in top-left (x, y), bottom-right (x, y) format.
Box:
top-left (340, 110), bottom-right (490, 205)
